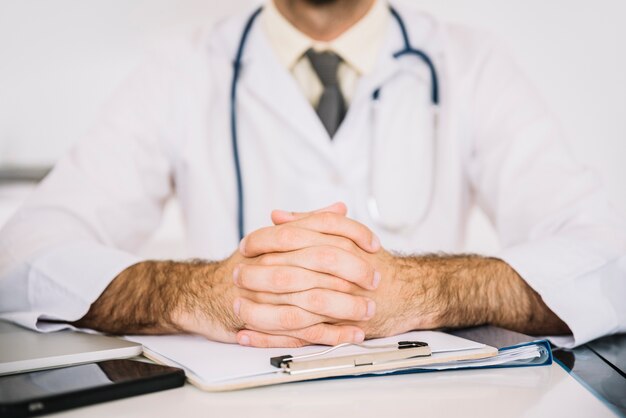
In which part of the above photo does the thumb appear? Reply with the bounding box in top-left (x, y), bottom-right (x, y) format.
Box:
top-left (271, 202), bottom-right (347, 225)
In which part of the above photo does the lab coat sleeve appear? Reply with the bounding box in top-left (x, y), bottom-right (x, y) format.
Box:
top-left (466, 42), bottom-right (626, 347)
top-left (0, 48), bottom-right (185, 332)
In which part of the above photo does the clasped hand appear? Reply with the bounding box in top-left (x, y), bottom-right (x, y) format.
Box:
top-left (229, 202), bottom-right (408, 348)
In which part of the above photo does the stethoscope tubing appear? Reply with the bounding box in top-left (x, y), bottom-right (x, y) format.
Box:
top-left (229, 5), bottom-right (439, 240)
top-left (230, 7), bottom-right (262, 243)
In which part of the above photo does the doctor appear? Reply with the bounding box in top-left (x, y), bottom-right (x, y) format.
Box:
top-left (0, 0), bottom-right (624, 348)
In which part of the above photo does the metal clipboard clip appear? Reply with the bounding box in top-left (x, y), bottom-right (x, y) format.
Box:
top-left (270, 341), bottom-right (431, 375)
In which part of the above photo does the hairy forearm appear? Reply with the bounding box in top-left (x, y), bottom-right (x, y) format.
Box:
top-left (73, 260), bottom-right (230, 335)
top-left (74, 251), bottom-right (569, 341)
top-left (397, 254), bottom-right (571, 335)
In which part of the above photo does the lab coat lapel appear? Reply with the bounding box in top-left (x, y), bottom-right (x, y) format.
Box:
top-left (237, 21), bottom-right (332, 156)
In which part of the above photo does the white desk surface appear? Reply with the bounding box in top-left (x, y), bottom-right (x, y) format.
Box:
top-left (50, 362), bottom-right (615, 418)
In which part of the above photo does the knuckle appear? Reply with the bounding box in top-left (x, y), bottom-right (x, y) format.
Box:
top-left (337, 327), bottom-right (354, 344)
top-left (347, 239), bottom-right (361, 254)
top-left (237, 300), bottom-right (252, 323)
top-left (305, 289), bottom-right (327, 312)
top-left (251, 334), bottom-right (269, 348)
top-left (333, 236), bottom-right (356, 253)
top-left (350, 297), bottom-right (368, 319)
top-left (276, 226), bottom-right (299, 246)
top-left (243, 230), bottom-right (260, 251)
top-left (270, 268), bottom-right (292, 290)
top-left (318, 212), bottom-right (338, 229)
top-left (328, 328), bottom-right (344, 345)
top-left (301, 325), bottom-right (326, 343)
top-left (356, 225), bottom-right (373, 245)
top-left (278, 307), bottom-right (303, 329)
top-left (287, 339), bottom-right (307, 348)
top-left (258, 253), bottom-right (279, 266)
top-left (332, 277), bottom-right (353, 293)
top-left (237, 265), bottom-right (250, 287)
top-left (315, 246), bottom-right (338, 266)
top-left (355, 260), bottom-right (373, 284)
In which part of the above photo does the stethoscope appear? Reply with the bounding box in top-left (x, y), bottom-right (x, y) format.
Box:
top-left (231, 5), bottom-right (439, 240)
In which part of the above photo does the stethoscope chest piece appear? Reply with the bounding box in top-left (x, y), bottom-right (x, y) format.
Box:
top-left (367, 70), bottom-right (438, 232)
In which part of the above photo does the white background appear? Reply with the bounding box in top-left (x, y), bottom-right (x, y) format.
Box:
top-left (0, 0), bottom-right (625, 256)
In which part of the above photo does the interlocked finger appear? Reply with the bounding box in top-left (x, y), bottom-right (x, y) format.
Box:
top-left (277, 211), bottom-right (380, 253)
top-left (240, 224), bottom-right (362, 258)
top-left (257, 245), bottom-right (379, 290)
top-left (248, 289), bottom-right (375, 321)
top-left (234, 264), bottom-right (357, 294)
top-left (237, 323), bottom-right (365, 347)
top-left (234, 297), bottom-right (329, 331)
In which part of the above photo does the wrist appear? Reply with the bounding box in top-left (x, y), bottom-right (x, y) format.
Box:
top-left (394, 254), bottom-right (495, 331)
top-left (431, 255), bottom-right (500, 329)
top-left (408, 257), bottom-right (446, 330)
top-left (145, 260), bottom-right (204, 333)
top-left (169, 257), bottom-right (242, 342)
top-left (75, 260), bottom-right (188, 334)
top-left (380, 253), bottom-right (443, 333)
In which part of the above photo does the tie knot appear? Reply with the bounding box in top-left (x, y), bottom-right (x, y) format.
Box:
top-left (306, 49), bottom-right (342, 87)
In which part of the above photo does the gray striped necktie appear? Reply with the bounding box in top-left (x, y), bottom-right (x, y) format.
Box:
top-left (305, 49), bottom-right (346, 138)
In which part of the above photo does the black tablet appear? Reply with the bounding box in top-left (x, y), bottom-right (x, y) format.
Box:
top-left (0, 359), bottom-right (185, 417)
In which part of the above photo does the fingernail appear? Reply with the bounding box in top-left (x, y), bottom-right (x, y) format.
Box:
top-left (239, 334), bottom-right (250, 346)
top-left (353, 330), bottom-right (365, 343)
top-left (372, 271), bottom-right (381, 289)
top-left (364, 300), bottom-right (376, 319)
top-left (233, 265), bottom-right (241, 286)
top-left (238, 237), bottom-right (247, 253)
top-left (371, 234), bottom-right (380, 251)
top-left (233, 299), bottom-right (241, 315)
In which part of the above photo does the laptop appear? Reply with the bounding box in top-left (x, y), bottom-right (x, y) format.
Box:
top-left (0, 321), bottom-right (142, 376)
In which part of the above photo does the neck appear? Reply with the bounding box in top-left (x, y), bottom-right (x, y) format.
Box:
top-left (273, 0), bottom-right (375, 42)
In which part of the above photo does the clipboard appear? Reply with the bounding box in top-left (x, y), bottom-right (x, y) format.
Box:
top-left (131, 331), bottom-right (552, 392)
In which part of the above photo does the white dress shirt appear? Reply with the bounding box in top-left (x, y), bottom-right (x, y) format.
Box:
top-left (0, 1), bottom-right (624, 348)
top-left (262, 0), bottom-right (388, 106)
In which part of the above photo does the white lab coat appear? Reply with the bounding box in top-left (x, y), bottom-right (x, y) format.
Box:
top-left (1, 2), bottom-right (624, 347)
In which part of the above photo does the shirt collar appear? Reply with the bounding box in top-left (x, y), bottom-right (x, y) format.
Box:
top-left (262, 0), bottom-right (389, 75)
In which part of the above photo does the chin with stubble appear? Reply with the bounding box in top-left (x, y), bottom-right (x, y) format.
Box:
top-left (304, 0), bottom-right (340, 5)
